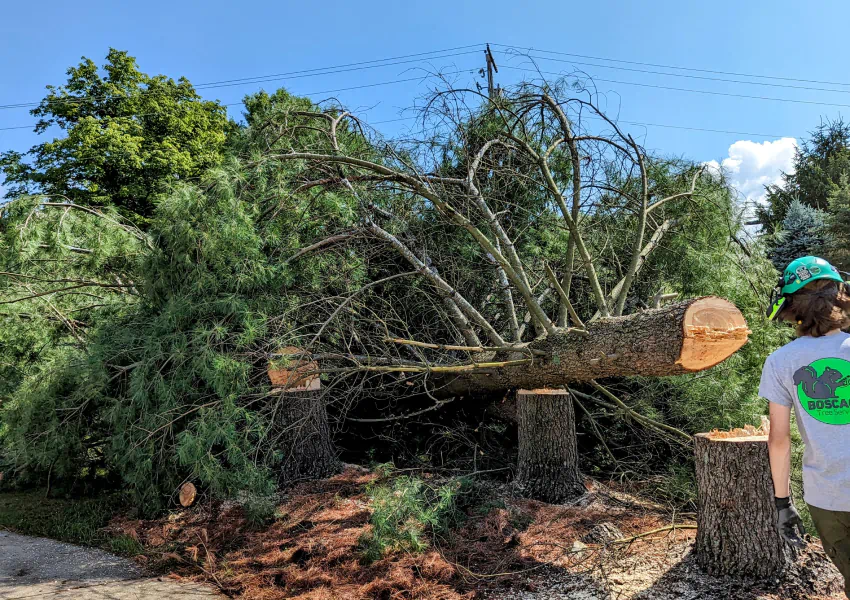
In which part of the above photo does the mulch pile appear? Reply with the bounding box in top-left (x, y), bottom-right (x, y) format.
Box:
top-left (107, 467), bottom-right (846, 600)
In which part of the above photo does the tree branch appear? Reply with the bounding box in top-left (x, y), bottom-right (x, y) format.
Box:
top-left (647, 166), bottom-right (704, 214)
top-left (590, 218), bottom-right (678, 322)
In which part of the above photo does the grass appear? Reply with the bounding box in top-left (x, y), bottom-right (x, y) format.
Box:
top-left (0, 491), bottom-right (123, 548)
top-left (107, 533), bottom-right (146, 556)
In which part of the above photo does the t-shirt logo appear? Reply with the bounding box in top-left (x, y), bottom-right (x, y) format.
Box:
top-left (794, 358), bottom-right (850, 425)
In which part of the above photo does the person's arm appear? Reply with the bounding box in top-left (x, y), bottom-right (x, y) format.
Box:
top-left (767, 400), bottom-right (806, 546)
top-left (768, 401), bottom-right (792, 497)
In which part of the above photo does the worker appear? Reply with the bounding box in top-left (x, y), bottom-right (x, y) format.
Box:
top-left (760, 255), bottom-right (850, 597)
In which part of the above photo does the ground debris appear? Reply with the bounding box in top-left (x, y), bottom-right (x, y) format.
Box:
top-left (108, 467), bottom-right (844, 600)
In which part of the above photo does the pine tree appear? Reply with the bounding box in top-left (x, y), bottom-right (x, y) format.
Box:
top-left (768, 199), bottom-right (827, 271)
top-left (824, 174), bottom-right (850, 272)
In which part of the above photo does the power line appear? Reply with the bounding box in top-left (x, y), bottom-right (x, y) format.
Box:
top-left (0, 51), bottom-right (811, 138)
top-left (0, 45), bottom-right (483, 111)
top-left (10, 56), bottom-right (848, 133)
top-left (192, 47), bottom-right (481, 90)
top-left (0, 71), bottom-right (477, 132)
top-left (6, 41), bottom-right (850, 116)
top-left (499, 51), bottom-right (850, 95)
top-left (492, 43), bottom-right (850, 88)
top-left (499, 65), bottom-right (850, 110)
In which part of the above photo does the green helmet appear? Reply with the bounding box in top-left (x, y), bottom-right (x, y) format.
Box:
top-left (767, 256), bottom-right (845, 320)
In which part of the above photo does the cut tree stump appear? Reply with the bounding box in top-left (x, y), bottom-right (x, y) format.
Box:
top-left (277, 385), bottom-right (341, 484)
top-left (179, 482), bottom-right (197, 507)
top-left (515, 389), bottom-right (586, 503)
top-left (694, 431), bottom-right (793, 578)
top-left (269, 348), bottom-right (340, 484)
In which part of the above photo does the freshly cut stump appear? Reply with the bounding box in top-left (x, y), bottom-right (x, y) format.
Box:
top-left (269, 349), bottom-right (340, 484)
top-left (515, 389), bottom-right (586, 503)
top-left (278, 387), bottom-right (341, 484)
top-left (694, 432), bottom-right (792, 578)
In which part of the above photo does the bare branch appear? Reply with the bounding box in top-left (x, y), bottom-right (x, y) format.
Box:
top-left (543, 263), bottom-right (586, 330)
top-left (590, 218), bottom-right (678, 322)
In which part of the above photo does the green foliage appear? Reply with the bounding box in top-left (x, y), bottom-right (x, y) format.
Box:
top-left (759, 118), bottom-right (850, 229)
top-left (240, 492), bottom-right (280, 527)
top-left (768, 199), bottom-right (827, 272)
top-left (1, 90), bottom-right (366, 514)
top-left (0, 492), bottom-right (122, 546)
top-left (0, 197), bottom-right (142, 486)
top-left (359, 472), bottom-right (469, 562)
top-left (0, 49), bottom-right (231, 221)
top-left (824, 173), bottom-right (850, 271)
top-left (108, 534), bottom-right (146, 557)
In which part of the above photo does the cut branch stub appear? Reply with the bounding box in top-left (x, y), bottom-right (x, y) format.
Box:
top-left (179, 482), bottom-right (197, 508)
top-left (444, 296), bottom-right (750, 394)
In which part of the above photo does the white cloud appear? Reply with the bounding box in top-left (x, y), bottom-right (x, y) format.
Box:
top-left (704, 137), bottom-right (797, 204)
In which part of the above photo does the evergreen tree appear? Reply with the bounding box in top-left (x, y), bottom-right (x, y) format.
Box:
top-left (824, 174), bottom-right (850, 272)
top-left (758, 119), bottom-right (850, 230)
top-left (768, 199), bottom-right (827, 271)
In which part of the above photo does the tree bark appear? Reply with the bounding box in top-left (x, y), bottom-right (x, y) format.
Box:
top-left (277, 389), bottom-right (341, 485)
top-left (515, 389), bottom-right (586, 502)
top-left (694, 433), bottom-right (792, 578)
top-left (444, 296), bottom-right (749, 394)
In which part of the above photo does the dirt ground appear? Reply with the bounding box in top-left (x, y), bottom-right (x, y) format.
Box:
top-left (108, 467), bottom-right (845, 600)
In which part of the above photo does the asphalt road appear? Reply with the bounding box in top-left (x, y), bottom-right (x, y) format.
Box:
top-left (0, 530), bottom-right (220, 599)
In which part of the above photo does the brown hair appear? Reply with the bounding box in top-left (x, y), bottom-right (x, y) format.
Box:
top-left (779, 279), bottom-right (850, 337)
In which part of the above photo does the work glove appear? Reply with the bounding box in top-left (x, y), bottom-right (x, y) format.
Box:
top-left (775, 496), bottom-right (807, 548)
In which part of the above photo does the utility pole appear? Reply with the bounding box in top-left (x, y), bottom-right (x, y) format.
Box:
top-left (485, 44), bottom-right (499, 100)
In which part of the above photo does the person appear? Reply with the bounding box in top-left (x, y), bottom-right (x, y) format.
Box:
top-left (760, 255), bottom-right (850, 597)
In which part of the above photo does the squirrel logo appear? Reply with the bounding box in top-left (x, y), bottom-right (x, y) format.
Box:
top-left (793, 365), bottom-right (850, 399)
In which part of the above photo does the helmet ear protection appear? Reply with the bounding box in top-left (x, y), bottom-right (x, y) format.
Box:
top-left (766, 275), bottom-right (788, 320)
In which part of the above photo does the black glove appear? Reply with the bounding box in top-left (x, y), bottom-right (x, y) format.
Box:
top-left (775, 496), bottom-right (806, 548)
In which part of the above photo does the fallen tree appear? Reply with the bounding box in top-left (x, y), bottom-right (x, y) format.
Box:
top-left (253, 81), bottom-right (750, 501)
top-left (435, 296), bottom-right (749, 394)
top-left (0, 71), bottom-right (765, 510)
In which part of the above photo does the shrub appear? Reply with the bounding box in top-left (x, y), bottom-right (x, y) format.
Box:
top-left (359, 472), bottom-right (469, 562)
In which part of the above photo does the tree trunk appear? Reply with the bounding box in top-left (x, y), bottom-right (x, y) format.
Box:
top-left (277, 388), bottom-right (341, 485)
top-left (694, 433), bottom-right (792, 578)
top-left (515, 389), bottom-right (586, 502)
top-left (444, 296), bottom-right (749, 394)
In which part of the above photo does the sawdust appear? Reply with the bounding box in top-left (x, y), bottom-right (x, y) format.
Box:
top-left (683, 325), bottom-right (752, 341)
top-left (708, 416), bottom-right (771, 439)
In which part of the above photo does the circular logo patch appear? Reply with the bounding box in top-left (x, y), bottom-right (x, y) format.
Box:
top-left (794, 358), bottom-right (850, 425)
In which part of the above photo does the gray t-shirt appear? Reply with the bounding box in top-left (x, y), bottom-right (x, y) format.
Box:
top-left (758, 331), bottom-right (850, 511)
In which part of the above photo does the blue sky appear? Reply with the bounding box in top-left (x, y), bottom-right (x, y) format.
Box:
top-left (2, 0), bottom-right (849, 202)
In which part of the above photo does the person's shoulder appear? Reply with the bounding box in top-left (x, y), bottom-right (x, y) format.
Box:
top-left (767, 337), bottom-right (805, 362)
